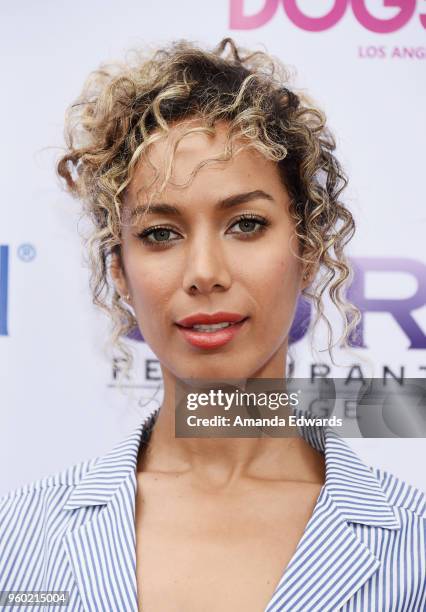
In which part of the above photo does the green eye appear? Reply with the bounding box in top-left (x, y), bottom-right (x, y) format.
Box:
top-left (229, 215), bottom-right (269, 236)
top-left (236, 219), bottom-right (258, 232)
top-left (151, 228), bottom-right (172, 242)
top-left (137, 226), bottom-right (181, 245)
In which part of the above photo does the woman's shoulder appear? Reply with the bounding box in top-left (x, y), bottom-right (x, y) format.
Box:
top-left (0, 415), bottom-right (151, 517)
top-left (0, 455), bottom-right (101, 590)
top-left (0, 453), bottom-right (100, 598)
top-left (0, 454), bottom-right (98, 514)
top-left (0, 418), bottom-right (148, 596)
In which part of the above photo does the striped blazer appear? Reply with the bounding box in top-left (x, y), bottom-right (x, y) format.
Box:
top-left (1, 407), bottom-right (425, 612)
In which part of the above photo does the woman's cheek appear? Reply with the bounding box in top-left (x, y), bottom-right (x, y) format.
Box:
top-left (255, 253), bottom-right (296, 296)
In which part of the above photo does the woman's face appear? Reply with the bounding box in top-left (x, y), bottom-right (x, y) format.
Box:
top-left (112, 120), bottom-right (306, 380)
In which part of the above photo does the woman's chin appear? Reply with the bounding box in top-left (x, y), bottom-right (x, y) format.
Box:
top-left (174, 362), bottom-right (256, 382)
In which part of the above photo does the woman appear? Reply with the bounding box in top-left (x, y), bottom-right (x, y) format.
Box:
top-left (1, 38), bottom-right (425, 612)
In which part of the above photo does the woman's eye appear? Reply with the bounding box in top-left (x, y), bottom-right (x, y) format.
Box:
top-left (137, 227), bottom-right (181, 245)
top-left (228, 216), bottom-right (268, 235)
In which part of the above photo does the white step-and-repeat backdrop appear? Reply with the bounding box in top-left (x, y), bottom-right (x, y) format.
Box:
top-left (1, 0), bottom-right (425, 495)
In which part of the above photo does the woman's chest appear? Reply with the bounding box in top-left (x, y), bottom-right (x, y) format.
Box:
top-left (135, 475), bottom-right (322, 612)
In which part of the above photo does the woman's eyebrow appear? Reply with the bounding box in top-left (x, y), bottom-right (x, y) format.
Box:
top-left (129, 190), bottom-right (275, 220)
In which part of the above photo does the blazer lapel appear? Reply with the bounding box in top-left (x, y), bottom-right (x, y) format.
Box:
top-left (265, 427), bottom-right (401, 612)
top-left (62, 408), bottom-right (160, 612)
top-left (265, 487), bottom-right (381, 611)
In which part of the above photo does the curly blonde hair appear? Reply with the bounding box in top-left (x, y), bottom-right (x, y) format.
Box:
top-left (56, 37), bottom-right (360, 378)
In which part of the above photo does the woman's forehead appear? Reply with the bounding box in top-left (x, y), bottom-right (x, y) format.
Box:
top-left (126, 121), bottom-right (274, 203)
top-left (143, 119), bottom-right (237, 168)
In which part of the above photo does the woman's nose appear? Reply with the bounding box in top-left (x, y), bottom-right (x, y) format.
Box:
top-left (182, 233), bottom-right (232, 296)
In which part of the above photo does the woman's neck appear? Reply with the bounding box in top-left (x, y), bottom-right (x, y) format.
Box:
top-left (137, 369), bottom-right (326, 489)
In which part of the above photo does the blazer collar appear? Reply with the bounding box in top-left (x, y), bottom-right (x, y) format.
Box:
top-left (62, 407), bottom-right (401, 612)
top-left (63, 408), bottom-right (160, 512)
top-left (294, 419), bottom-right (401, 529)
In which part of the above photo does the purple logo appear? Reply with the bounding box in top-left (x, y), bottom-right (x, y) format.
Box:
top-left (288, 257), bottom-right (426, 349)
top-left (230, 1), bottom-right (425, 33)
top-left (347, 258), bottom-right (426, 349)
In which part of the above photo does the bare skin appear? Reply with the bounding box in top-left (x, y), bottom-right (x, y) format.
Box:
top-left (135, 415), bottom-right (325, 612)
top-left (110, 119), bottom-right (325, 611)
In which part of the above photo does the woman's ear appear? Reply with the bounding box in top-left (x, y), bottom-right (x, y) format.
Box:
top-left (110, 251), bottom-right (130, 300)
top-left (301, 263), bottom-right (318, 290)
top-left (301, 273), bottom-right (310, 291)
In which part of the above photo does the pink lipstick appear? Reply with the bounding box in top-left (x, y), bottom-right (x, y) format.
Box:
top-left (175, 311), bottom-right (248, 349)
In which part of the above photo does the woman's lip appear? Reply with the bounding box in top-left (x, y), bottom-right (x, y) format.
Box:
top-left (176, 311), bottom-right (246, 327)
top-left (175, 318), bottom-right (248, 349)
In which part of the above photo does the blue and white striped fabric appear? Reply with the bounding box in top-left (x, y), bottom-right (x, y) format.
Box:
top-left (1, 407), bottom-right (425, 611)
